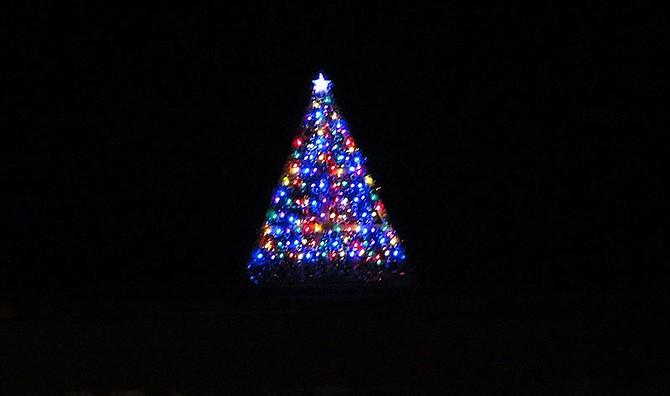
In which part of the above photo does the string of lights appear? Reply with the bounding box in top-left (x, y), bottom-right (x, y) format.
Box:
top-left (247, 73), bottom-right (407, 285)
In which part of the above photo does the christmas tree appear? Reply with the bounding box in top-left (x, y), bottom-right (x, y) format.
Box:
top-left (247, 73), bottom-right (407, 285)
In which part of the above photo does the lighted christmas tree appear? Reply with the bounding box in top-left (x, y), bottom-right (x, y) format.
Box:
top-left (247, 73), bottom-right (407, 285)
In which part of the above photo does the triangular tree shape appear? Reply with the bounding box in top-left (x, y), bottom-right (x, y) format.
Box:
top-left (247, 73), bottom-right (407, 285)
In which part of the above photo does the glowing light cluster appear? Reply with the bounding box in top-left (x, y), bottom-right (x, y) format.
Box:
top-left (247, 73), bottom-right (407, 285)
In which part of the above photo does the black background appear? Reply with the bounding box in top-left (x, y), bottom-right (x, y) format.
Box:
top-left (7, 4), bottom-right (665, 299)
top-left (4, 3), bottom-right (668, 394)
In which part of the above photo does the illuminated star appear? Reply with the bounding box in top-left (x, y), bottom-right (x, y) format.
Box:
top-left (312, 73), bottom-right (331, 93)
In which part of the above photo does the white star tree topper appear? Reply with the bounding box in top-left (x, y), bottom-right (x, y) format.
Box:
top-left (312, 73), bottom-right (331, 93)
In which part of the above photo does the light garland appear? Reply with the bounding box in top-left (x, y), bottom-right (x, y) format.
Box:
top-left (247, 73), bottom-right (407, 285)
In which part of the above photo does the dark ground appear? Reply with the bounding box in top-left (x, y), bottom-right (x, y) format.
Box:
top-left (2, 289), bottom-right (668, 394)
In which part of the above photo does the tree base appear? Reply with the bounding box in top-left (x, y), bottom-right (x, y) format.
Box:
top-left (247, 260), bottom-right (411, 287)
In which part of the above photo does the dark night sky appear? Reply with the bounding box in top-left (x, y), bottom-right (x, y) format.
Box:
top-left (6, 4), bottom-right (665, 300)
